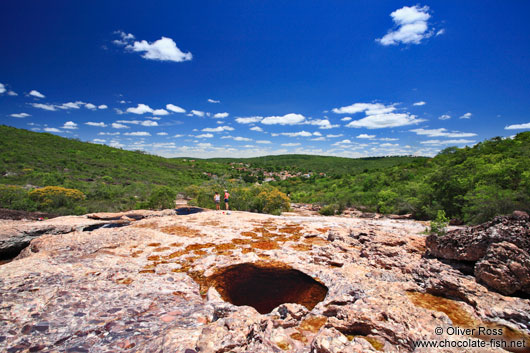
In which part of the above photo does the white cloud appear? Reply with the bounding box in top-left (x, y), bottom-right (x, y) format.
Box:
top-left (127, 104), bottom-right (153, 114)
top-left (191, 110), bottom-right (205, 117)
top-left (10, 113), bottom-right (30, 118)
top-left (157, 132), bottom-right (168, 136)
top-left (236, 116), bottom-right (263, 124)
top-left (377, 5), bottom-right (433, 46)
top-left (256, 140), bottom-right (271, 144)
top-left (30, 103), bottom-right (57, 111)
top-left (420, 139), bottom-right (475, 145)
top-left (333, 139), bottom-right (352, 145)
top-left (166, 104), bottom-right (186, 113)
top-left (124, 131), bottom-right (151, 136)
top-left (332, 102), bottom-right (395, 115)
top-left (311, 137), bottom-right (326, 141)
top-left (282, 143), bottom-right (301, 147)
top-left (313, 131), bottom-right (322, 136)
top-left (347, 113), bottom-right (425, 129)
top-left (57, 101), bottom-right (85, 109)
top-left (341, 117), bottom-right (352, 121)
top-left (439, 114), bottom-right (451, 120)
top-left (92, 139), bottom-right (106, 144)
top-left (307, 119), bottom-right (339, 129)
top-left (280, 131), bottom-right (313, 137)
top-left (98, 104), bottom-right (108, 110)
top-left (112, 123), bottom-right (129, 129)
top-left (380, 137), bottom-right (399, 141)
top-left (326, 134), bottom-right (343, 138)
top-left (114, 108), bottom-right (125, 115)
top-left (98, 132), bottom-right (120, 136)
top-left (413, 101), bottom-right (426, 106)
top-left (261, 113), bottom-right (306, 125)
top-left (7, 90), bottom-right (18, 96)
top-left (153, 108), bottom-right (169, 116)
top-left (28, 90), bottom-right (45, 99)
top-left (126, 36), bottom-right (192, 62)
top-left (505, 122), bottom-right (530, 130)
top-left (44, 128), bottom-right (61, 133)
top-left (85, 103), bottom-right (97, 110)
top-left (380, 143), bottom-right (399, 147)
top-left (436, 28), bottom-right (446, 36)
top-left (174, 134), bottom-right (184, 138)
top-left (62, 121), bottom-right (78, 129)
top-left (202, 126), bottom-right (234, 132)
top-left (208, 99), bottom-right (220, 103)
top-left (0, 83), bottom-right (5, 94)
top-left (113, 30), bottom-right (135, 46)
top-left (410, 128), bottom-right (477, 138)
top-left (213, 112), bottom-right (229, 118)
top-left (459, 112), bottom-right (472, 119)
top-left (250, 126), bottom-right (263, 132)
top-left (141, 120), bottom-right (158, 127)
top-left (197, 143), bottom-right (212, 148)
top-left (233, 136), bottom-right (252, 141)
top-left (196, 133), bottom-right (214, 138)
top-left (357, 134), bottom-right (376, 139)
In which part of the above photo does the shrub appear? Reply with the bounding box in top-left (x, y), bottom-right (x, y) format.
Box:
top-left (429, 210), bottom-right (449, 236)
top-left (0, 184), bottom-right (36, 210)
top-left (258, 188), bottom-right (290, 215)
top-left (147, 186), bottom-right (176, 210)
top-left (319, 205), bottom-right (336, 216)
top-left (29, 186), bottom-right (85, 210)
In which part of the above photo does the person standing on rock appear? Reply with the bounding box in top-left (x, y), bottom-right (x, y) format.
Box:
top-left (224, 189), bottom-right (230, 211)
top-left (214, 192), bottom-right (221, 210)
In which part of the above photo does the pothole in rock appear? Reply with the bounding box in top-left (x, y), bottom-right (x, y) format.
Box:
top-left (175, 207), bottom-right (204, 215)
top-left (83, 222), bottom-right (130, 232)
top-left (208, 262), bottom-right (328, 314)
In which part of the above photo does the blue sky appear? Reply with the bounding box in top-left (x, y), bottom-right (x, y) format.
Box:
top-left (1, 1), bottom-right (529, 158)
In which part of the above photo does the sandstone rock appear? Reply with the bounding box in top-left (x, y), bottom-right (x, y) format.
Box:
top-left (0, 210), bottom-right (528, 352)
top-left (475, 241), bottom-right (530, 295)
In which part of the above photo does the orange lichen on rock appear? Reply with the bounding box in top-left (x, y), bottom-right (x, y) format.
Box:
top-left (153, 247), bottom-right (170, 252)
top-left (161, 224), bottom-right (204, 237)
top-left (147, 243), bottom-right (161, 247)
top-left (303, 237), bottom-right (328, 246)
top-left (299, 316), bottom-right (327, 333)
top-left (252, 240), bottom-right (280, 250)
top-left (116, 278), bottom-right (134, 285)
top-left (289, 243), bottom-right (312, 252)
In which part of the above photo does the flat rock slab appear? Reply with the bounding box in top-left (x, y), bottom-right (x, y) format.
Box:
top-left (0, 210), bottom-right (529, 352)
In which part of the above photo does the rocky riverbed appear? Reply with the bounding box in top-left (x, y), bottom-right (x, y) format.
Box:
top-left (0, 209), bottom-right (529, 352)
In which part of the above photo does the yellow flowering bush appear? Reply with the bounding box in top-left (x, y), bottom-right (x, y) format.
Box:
top-left (29, 186), bottom-right (85, 208)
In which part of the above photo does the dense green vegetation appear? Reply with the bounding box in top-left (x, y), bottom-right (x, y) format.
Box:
top-left (1, 125), bottom-right (528, 223)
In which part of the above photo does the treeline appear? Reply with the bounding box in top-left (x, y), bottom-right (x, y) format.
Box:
top-left (270, 133), bottom-right (530, 223)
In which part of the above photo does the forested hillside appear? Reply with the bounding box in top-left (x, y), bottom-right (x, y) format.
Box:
top-left (1, 125), bottom-right (528, 223)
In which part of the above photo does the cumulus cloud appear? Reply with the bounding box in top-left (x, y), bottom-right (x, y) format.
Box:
top-left (279, 131), bottom-right (313, 137)
top-left (307, 119), bottom-right (339, 129)
top-left (196, 133), bottom-right (214, 138)
top-left (157, 132), bottom-right (168, 136)
top-left (44, 127), bottom-right (61, 133)
top-left (326, 134), bottom-right (343, 138)
top-left (208, 99), bottom-right (220, 103)
top-left (256, 140), bottom-right (271, 144)
top-left (236, 116), bottom-right (263, 124)
top-left (7, 90), bottom-right (18, 96)
top-left (191, 110), bottom-right (205, 117)
top-left (332, 102), bottom-right (395, 115)
top-left (357, 134), bottom-right (376, 139)
top-left (333, 139), bottom-right (353, 145)
top-left (505, 122), bottom-right (530, 130)
top-left (124, 131), bottom-right (151, 136)
top-left (113, 31), bottom-right (135, 46)
top-left (347, 113), bottom-right (425, 129)
top-left (127, 104), bottom-right (153, 114)
top-left (98, 132), bottom-right (120, 136)
top-left (261, 113), bottom-right (306, 125)
top-left (166, 104), bottom-right (186, 113)
top-left (341, 117), bottom-right (352, 121)
top-left (85, 121), bottom-right (107, 127)
top-left (92, 139), bottom-right (106, 144)
top-left (0, 83), bottom-right (5, 94)
top-left (125, 35), bottom-right (192, 62)
top-left (459, 112), bottom-right (472, 119)
top-left (233, 136), bottom-right (252, 141)
top-left (62, 121), bottom-right (78, 129)
top-left (112, 123), bottom-right (129, 129)
top-left (250, 126), bottom-right (263, 132)
top-left (420, 139), bottom-right (475, 145)
top-left (85, 103), bottom-right (97, 110)
top-left (202, 126), bottom-right (234, 132)
top-left (413, 101), bottom-right (426, 106)
top-left (98, 104), bottom-right (108, 109)
top-left (377, 5), bottom-right (434, 46)
top-left (28, 90), bottom-right (45, 99)
top-left (153, 109), bottom-right (169, 116)
top-left (10, 113), bottom-right (30, 118)
top-left (30, 103), bottom-right (57, 111)
top-left (311, 137), bottom-right (326, 141)
top-left (410, 128), bottom-right (477, 138)
top-left (141, 120), bottom-right (158, 127)
top-left (213, 112), bottom-right (229, 118)
top-left (439, 114), bottom-right (451, 120)
top-left (281, 143), bottom-right (301, 147)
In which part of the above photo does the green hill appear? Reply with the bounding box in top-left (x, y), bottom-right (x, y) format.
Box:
top-left (1, 125), bottom-right (529, 223)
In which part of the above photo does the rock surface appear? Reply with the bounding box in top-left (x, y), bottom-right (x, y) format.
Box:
top-left (426, 211), bottom-right (530, 295)
top-left (0, 209), bottom-right (529, 352)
